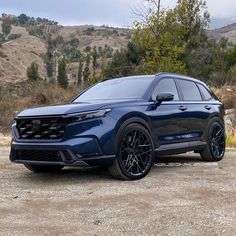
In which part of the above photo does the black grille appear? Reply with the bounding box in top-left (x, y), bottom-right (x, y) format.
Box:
top-left (16, 117), bottom-right (69, 140)
top-left (16, 150), bottom-right (62, 162)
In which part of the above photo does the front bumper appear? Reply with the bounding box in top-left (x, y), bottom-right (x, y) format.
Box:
top-left (10, 137), bottom-right (115, 167)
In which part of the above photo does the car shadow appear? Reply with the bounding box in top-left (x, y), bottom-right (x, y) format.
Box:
top-left (17, 153), bottom-right (206, 184)
top-left (18, 166), bottom-right (112, 185)
top-left (155, 153), bottom-right (202, 163)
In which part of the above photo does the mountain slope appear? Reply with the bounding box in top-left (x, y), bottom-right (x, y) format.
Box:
top-left (0, 22), bottom-right (46, 87)
top-left (2, 19), bottom-right (236, 87)
top-left (0, 22), bottom-right (131, 87)
top-left (59, 25), bottom-right (131, 49)
top-left (208, 23), bottom-right (236, 43)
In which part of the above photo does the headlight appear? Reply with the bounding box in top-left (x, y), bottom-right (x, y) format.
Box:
top-left (64, 109), bottom-right (111, 122)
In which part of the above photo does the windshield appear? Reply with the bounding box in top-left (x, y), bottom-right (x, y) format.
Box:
top-left (73, 76), bottom-right (155, 102)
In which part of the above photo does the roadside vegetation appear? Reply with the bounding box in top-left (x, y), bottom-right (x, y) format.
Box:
top-left (0, 81), bottom-right (80, 133)
top-left (226, 133), bottom-right (236, 148)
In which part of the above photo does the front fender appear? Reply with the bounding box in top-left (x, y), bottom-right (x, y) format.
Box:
top-left (110, 112), bottom-right (152, 153)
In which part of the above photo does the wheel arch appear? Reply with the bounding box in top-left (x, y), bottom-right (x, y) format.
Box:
top-left (112, 113), bottom-right (152, 152)
top-left (202, 115), bottom-right (225, 144)
top-left (207, 114), bottom-right (225, 127)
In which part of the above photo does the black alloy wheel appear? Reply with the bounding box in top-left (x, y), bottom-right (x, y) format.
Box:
top-left (201, 120), bottom-right (225, 161)
top-left (209, 122), bottom-right (225, 160)
top-left (109, 124), bottom-right (154, 180)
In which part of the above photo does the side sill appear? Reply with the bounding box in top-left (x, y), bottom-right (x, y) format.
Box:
top-left (155, 141), bottom-right (206, 156)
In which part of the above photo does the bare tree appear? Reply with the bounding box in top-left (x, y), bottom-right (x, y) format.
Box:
top-left (147, 0), bottom-right (161, 18)
top-left (132, 0), bottom-right (161, 22)
top-left (132, 0), bottom-right (162, 43)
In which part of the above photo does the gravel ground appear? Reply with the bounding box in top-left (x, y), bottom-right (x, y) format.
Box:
top-left (0, 148), bottom-right (235, 236)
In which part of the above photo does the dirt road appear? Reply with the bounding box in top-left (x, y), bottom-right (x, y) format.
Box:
top-left (0, 148), bottom-right (235, 236)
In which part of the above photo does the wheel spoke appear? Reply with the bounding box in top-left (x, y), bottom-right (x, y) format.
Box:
top-left (216, 128), bottom-right (223, 138)
top-left (123, 154), bottom-right (131, 167)
top-left (121, 146), bottom-right (131, 154)
top-left (133, 158), bottom-right (142, 173)
top-left (131, 130), bottom-right (138, 146)
top-left (137, 155), bottom-right (145, 167)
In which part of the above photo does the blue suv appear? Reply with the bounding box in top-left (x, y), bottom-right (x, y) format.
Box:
top-left (10, 73), bottom-right (225, 180)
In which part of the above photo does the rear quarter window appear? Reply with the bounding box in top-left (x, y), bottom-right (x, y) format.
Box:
top-left (177, 79), bottom-right (202, 101)
top-left (197, 83), bottom-right (212, 100)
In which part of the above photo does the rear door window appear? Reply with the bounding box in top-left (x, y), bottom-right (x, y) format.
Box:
top-left (177, 79), bottom-right (202, 101)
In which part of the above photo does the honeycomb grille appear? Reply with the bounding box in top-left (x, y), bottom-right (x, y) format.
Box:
top-left (16, 117), bottom-right (69, 140)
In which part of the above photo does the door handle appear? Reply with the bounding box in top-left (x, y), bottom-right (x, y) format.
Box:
top-left (204, 105), bottom-right (212, 110)
top-left (179, 105), bottom-right (187, 111)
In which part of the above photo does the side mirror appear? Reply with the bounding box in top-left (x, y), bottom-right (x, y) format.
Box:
top-left (156, 93), bottom-right (174, 103)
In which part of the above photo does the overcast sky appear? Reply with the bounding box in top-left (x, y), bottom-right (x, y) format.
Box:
top-left (0, 0), bottom-right (236, 28)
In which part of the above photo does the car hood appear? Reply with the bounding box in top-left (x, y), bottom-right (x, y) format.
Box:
top-left (17, 100), bottom-right (142, 117)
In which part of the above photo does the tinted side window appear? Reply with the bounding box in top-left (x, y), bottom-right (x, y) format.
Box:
top-left (197, 84), bottom-right (212, 100)
top-left (154, 78), bottom-right (179, 101)
top-left (177, 79), bottom-right (202, 101)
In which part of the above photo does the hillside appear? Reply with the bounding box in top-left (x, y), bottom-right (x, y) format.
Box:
top-left (0, 22), bottom-right (46, 87)
top-left (0, 20), bottom-right (131, 87)
top-left (1, 15), bottom-right (236, 87)
top-left (59, 25), bottom-right (131, 49)
top-left (208, 23), bottom-right (236, 43)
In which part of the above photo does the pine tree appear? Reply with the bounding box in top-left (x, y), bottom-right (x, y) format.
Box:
top-left (57, 57), bottom-right (68, 89)
top-left (2, 18), bottom-right (12, 40)
top-left (83, 66), bottom-right (90, 81)
top-left (78, 60), bottom-right (83, 86)
top-left (92, 46), bottom-right (99, 77)
top-left (45, 36), bottom-right (55, 80)
top-left (85, 53), bottom-right (90, 67)
top-left (82, 53), bottom-right (91, 81)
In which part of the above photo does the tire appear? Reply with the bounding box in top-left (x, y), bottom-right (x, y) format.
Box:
top-left (24, 164), bottom-right (64, 173)
top-left (109, 123), bottom-right (154, 180)
top-left (200, 118), bottom-right (226, 162)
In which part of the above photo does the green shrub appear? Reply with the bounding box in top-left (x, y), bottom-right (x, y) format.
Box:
top-left (84, 27), bottom-right (95, 35)
top-left (0, 33), bottom-right (5, 42)
top-left (57, 58), bottom-right (68, 89)
top-left (27, 26), bottom-right (43, 37)
top-left (27, 62), bottom-right (40, 81)
top-left (8, 33), bottom-right (22, 40)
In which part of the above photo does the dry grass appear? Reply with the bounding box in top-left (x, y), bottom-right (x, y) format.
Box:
top-left (0, 80), bottom-right (81, 133)
top-left (226, 129), bottom-right (236, 148)
top-left (214, 85), bottom-right (236, 109)
top-left (214, 86), bottom-right (236, 147)
top-left (0, 133), bottom-right (11, 147)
